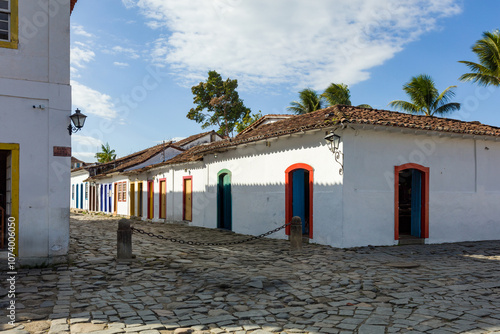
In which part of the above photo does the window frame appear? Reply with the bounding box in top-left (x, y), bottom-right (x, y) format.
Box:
top-left (0, 0), bottom-right (18, 49)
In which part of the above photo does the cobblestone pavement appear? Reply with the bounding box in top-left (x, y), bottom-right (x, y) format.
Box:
top-left (2, 213), bottom-right (500, 334)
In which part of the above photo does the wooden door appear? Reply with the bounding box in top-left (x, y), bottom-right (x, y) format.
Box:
top-left (217, 171), bottom-right (231, 230)
top-left (183, 177), bottom-right (192, 221)
top-left (130, 183), bottom-right (135, 216)
top-left (137, 182), bottom-right (143, 217)
top-left (147, 181), bottom-right (154, 219)
top-left (113, 183), bottom-right (118, 215)
top-left (159, 180), bottom-right (166, 219)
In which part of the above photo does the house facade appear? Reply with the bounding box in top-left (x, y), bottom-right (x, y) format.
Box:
top-left (122, 106), bottom-right (500, 248)
top-left (70, 131), bottom-right (224, 218)
top-left (73, 106), bottom-right (500, 248)
top-left (1, 0), bottom-right (75, 264)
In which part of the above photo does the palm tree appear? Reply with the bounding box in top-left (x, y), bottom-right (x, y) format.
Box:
top-left (287, 88), bottom-right (323, 115)
top-left (459, 30), bottom-right (500, 87)
top-left (95, 142), bottom-right (116, 163)
top-left (389, 74), bottom-right (460, 116)
top-left (321, 83), bottom-right (372, 108)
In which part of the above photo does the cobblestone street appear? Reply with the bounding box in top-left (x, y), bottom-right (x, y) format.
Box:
top-left (1, 213), bottom-right (500, 334)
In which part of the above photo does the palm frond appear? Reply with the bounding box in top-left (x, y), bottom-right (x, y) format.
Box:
top-left (388, 100), bottom-right (421, 114)
top-left (433, 102), bottom-right (461, 116)
top-left (322, 83), bottom-right (352, 106)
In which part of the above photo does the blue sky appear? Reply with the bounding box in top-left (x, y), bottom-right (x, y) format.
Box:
top-left (70, 0), bottom-right (500, 162)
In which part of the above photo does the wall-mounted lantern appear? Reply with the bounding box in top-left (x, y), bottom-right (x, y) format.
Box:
top-left (325, 131), bottom-right (344, 175)
top-left (68, 108), bottom-right (87, 135)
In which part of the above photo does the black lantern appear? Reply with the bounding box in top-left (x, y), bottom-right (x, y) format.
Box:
top-left (325, 131), bottom-right (344, 175)
top-left (68, 109), bottom-right (87, 135)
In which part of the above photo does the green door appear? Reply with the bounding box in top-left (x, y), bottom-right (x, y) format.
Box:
top-left (217, 170), bottom-right (232, 230)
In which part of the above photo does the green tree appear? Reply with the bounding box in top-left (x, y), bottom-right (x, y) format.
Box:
top-left (321, 83), bottom-right (372, 108)
top-left (235, 110), bottom-right (262, 133)
top-left (459, 30), bottom-right (500, 87)
top-left (187, 70), bottom-right (251, 138)
top-left (287, 88), bottom-right (323, 115)
top-left (95, 142), bottom-right (116, 163)
top-left (389, 74), bottom-right (460, 116)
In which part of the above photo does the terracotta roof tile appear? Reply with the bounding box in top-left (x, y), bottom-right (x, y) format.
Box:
top-left (71, 0), bottom-right (77, 13)
top-left (174, 131), bottom-right (218, 147)
top-left (121, 105), bottom-right (500, 174)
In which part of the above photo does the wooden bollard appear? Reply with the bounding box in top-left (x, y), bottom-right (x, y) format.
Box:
top-left (117, 219), bottom-right (132, 260)
top-left (290, 216), bottom-right (303, 252)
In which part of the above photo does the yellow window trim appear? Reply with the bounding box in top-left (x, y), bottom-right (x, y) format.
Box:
top-left (0, 143), bottom-right (19, 256)
top-left (0, 0), bottom-right (18, 49)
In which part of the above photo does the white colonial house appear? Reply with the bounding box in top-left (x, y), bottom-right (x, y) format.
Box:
top-left (0, 0), bottom-right (77, 264)
top-left (70, 131), bottom-right (224, 218)
top-left (117, 106), bottom-right (500, 248)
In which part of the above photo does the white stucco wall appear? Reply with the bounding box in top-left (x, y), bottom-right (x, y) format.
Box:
top-left (342, 126), bottom-right (500, 247)
top-left (0, 1), bottom-right (71, 264)
top-left (195, 131), bottom-right (344, 246)
top-left (70, 170), bottom-right (89, 210)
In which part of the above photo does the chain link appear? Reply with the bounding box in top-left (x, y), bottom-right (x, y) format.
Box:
top-left (131, 222), bottom-right (291, 246)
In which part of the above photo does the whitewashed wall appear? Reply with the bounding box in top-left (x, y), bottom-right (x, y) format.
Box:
top-left (70, 170), bottom-right (89, 210)
top-left (342, 127), bottom-right (500, 247)
top-left (0, 1), bottom-right (71, 264)
top-left (198, 131), bottom-right (344, 246)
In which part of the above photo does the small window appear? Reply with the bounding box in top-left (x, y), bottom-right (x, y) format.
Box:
top-left (72, 184), bottom-right (75, 200)
top-left (122, 182), bottom-right (127, 201)
top-left (0, 0), bottom-right (17, 48)
top-left (0, 1), bottom-right (10, 42)
top-left (117, 183), bottom-right (122, 201)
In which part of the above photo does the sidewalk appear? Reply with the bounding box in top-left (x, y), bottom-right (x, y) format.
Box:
top-left (1, 213), bottom-right (500, 334)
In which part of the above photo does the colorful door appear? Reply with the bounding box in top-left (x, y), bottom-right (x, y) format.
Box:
top-left (217, 170), bottom-right (232, 230)
top-left (159, 180), bottom-right (166, 219)
top-left (108, 184), bottom-right (112, 213)
top-left (76, 184), bottom-right (79, 209)
top-left (285, 163), bottom-right (314, 238)
top-left (183, 177), bottom-right (192, 221)
top-left (394, 163), bottom-right (429, 240)
top-left (113, 183), bottom-right (118, 215)
top-left (103, 184), bottom-right (107, 212)
top-left (147, 180), bottom-right (154, 219)
top-left (292, 169), bottom-right (310, 235)
top-left (80, 184), bottom-right (83, 209)
top-left (137, 182), bottom-right (143, 217)
top-left (410, 169), bottom-right (422, 238)
top-left (130, 183), bottom-right (135, 216)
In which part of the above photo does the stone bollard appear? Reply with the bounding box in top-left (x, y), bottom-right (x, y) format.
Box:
top-left (117, 219), bottom-right (132, 260)
top-left (289, 216), bottom-right (303, 252)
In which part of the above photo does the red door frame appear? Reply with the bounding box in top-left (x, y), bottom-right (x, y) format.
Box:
top-left (158, 178), bottom-right (166, 219)
top-left (394, 163), bottom-right (429, 240)
top-left (183, 176), bottom-right (193, 221)
top-left (285, 163), bottom-right (314, 238)
top-left (147, 180), bottom-right (154, 219)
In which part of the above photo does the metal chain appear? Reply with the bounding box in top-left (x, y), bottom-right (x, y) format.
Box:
top-left (131, 222), bottom-right (292, 246)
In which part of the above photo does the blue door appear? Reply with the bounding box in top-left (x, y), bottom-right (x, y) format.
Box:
top-left (217, 171), bottom-right (232, 230)
top-left (80, 184), bottom-right (83, 209)
top-left (76, 184), bottom-right (79, 209)
top-left (100, 185), bottom-right (103, 212)
top-left (108, 184), bottom-right (112, 213)
top-left (104, 185), bottom-right (107, 212)
top-left (292, 169), bottom-right (309, 235)
top-left (410, 169), bottom-right (422, 238)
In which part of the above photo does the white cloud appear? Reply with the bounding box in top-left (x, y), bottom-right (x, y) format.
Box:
top-left (71, 81), bottom-right (118, 120)
top-left (72, 24), bottom-right (93, 38)
top-left (128, 0), bottom-right (462, 90)
top-left (71, 135), bottom-right (104, 162)
top-left (113, 61), bottom-right (130, 67)
top-left (104, 45), bottom-right (140, 60)
top-left (71, 44), bottom-right (95, 69)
